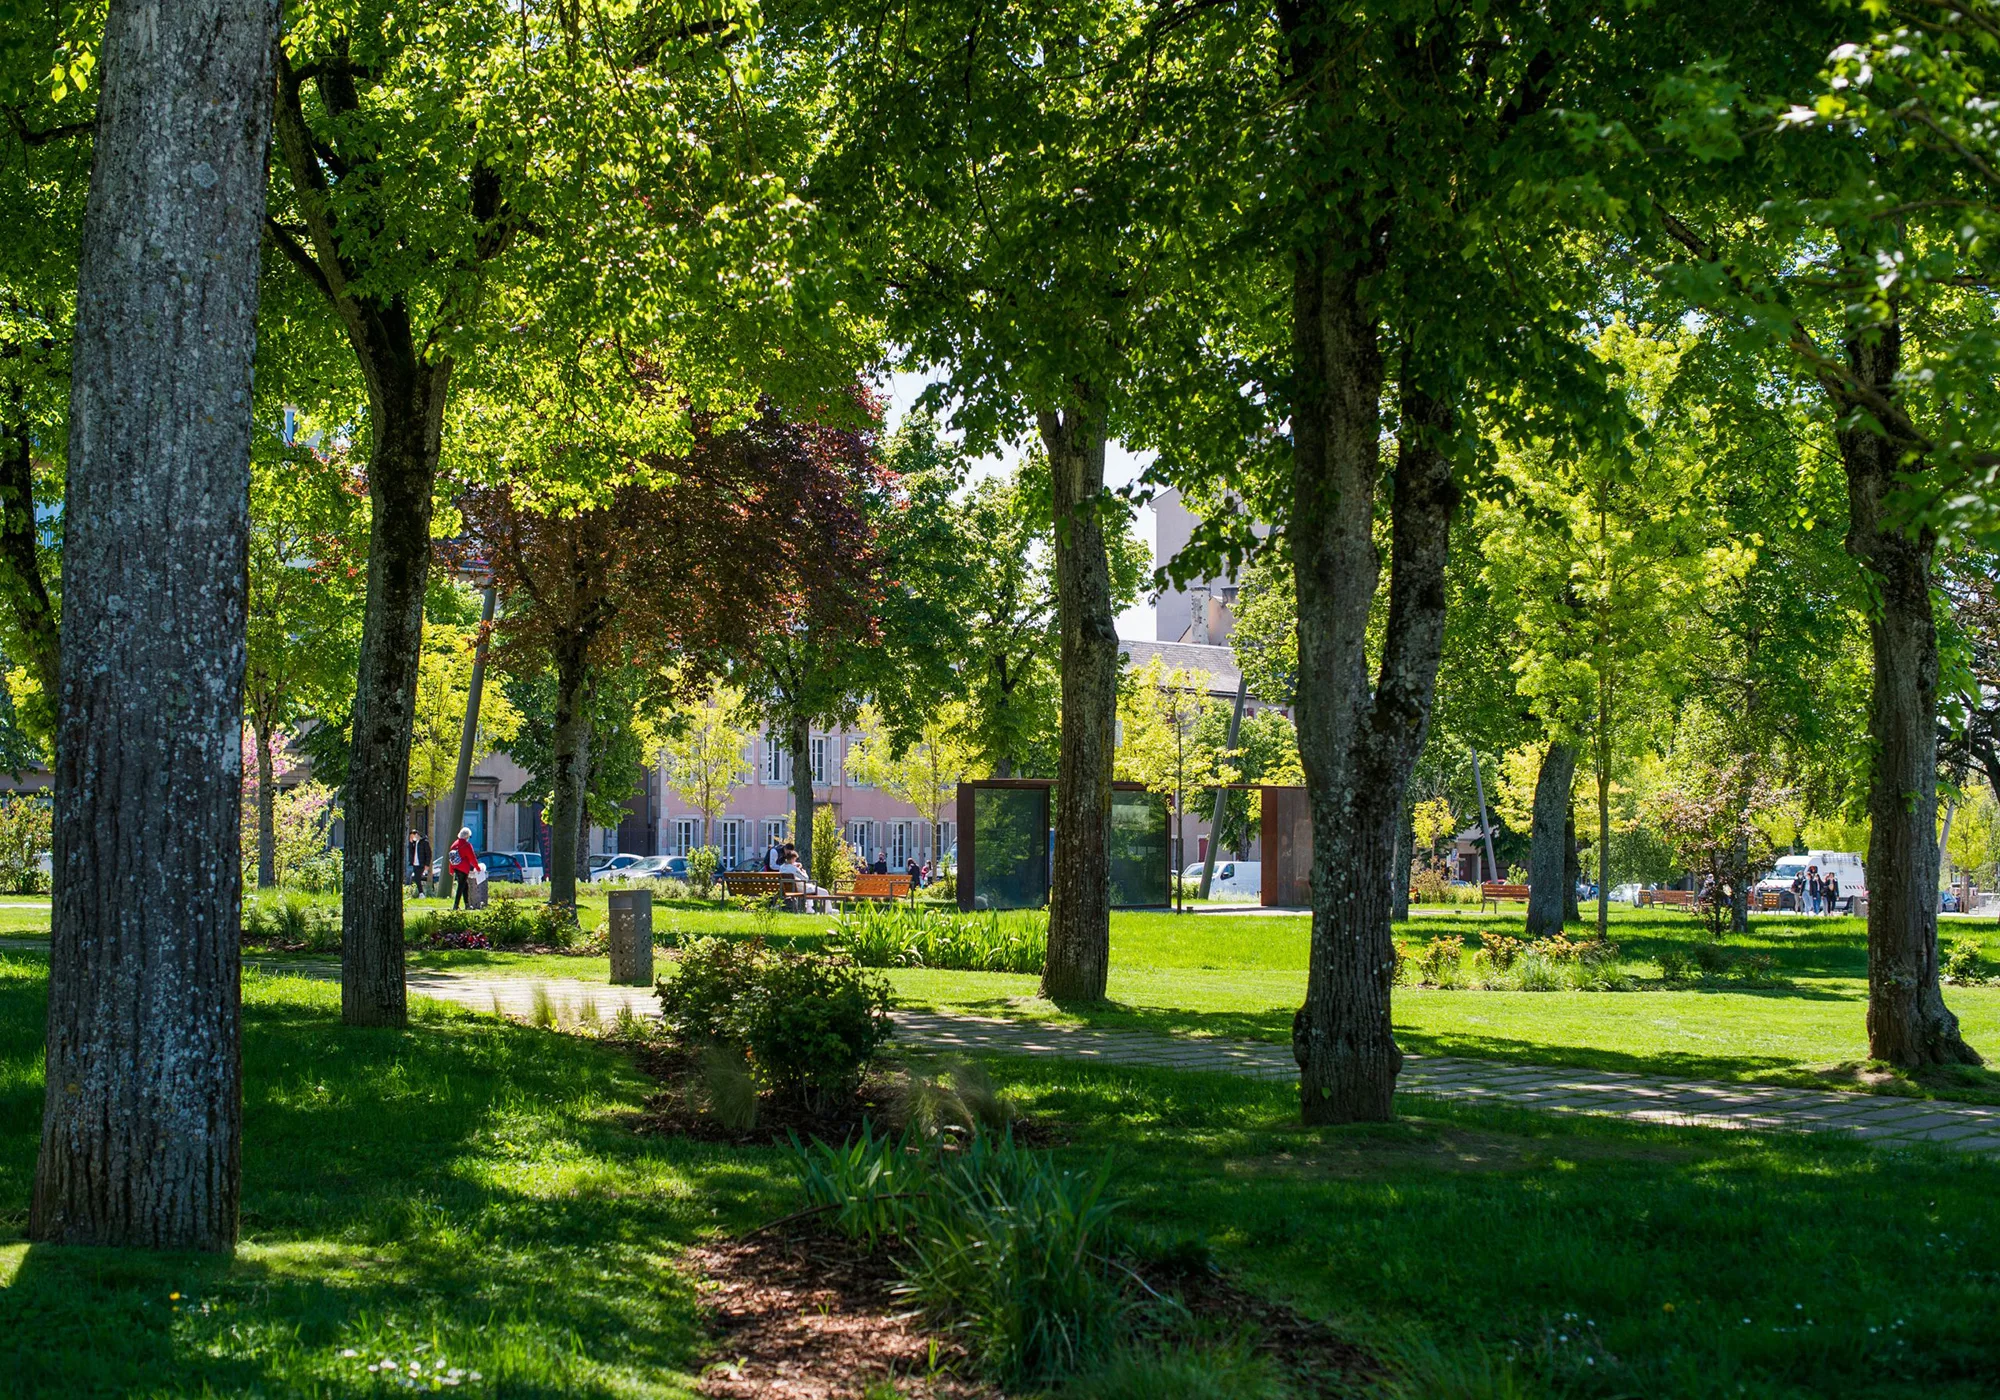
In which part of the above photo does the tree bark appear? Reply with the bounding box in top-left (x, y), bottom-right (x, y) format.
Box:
top-left (1290, 227), bottom-right (1459, 1125)
top-left (32, 0), bottom-right (273, 1251)
top-left (789, 717), bottom-right (814, 873)
top-left (1525, 743), bottom-right (1577, 936)
top-left (1831, 320), bottom-right (1980, 1067)
top-left (1391, 804), bottom-right (1412, 922)
top-left (254, 715), bottom-right (277, 888)
top-left (1040, 399), bottom-right (1117, 1002)
top-left (1563, 809), bottom-right (1582, 924)
top-left (547, 647), bottom-right (593, 909)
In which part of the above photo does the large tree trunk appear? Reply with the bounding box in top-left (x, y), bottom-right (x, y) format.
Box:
top-left (0, 388), bottom-right (59, 739)
top-left (1290, 225), bottom-right (1459, 1126)
top-left (32, 0), bottom-right (272, 1251)
top-left (339, 388), bottom-right (444, 1026)
top-left (547, 648), bottom-right (593, 909)
top-left (1833, 321), bottom-right (1980, 1067)
top-left (789, 717), bottom-right (814, 873)
top-left (1040, 399), bottom-right (1117, 1002)
top-left (1525, 743), bottom-right (1576, 936)
top-left (254, 715), bottom-right (277, 888)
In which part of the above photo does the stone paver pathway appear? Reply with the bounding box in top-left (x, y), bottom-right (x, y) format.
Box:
top-left (330, 967), bottom-right (2000, 1156)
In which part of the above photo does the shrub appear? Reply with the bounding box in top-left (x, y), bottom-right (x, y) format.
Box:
top-left (657, 937), bottom-right (893, 1107)
top-left (741, 950), bottom-right (894, 1108)
top-left (1691, 941), bottom-right (1733, 975)
top-left (832, 903), bottom-right (1047, 975)
top-left (1944, 936), bottom-right (1988, 985)
top-left (1657, 949), bottom-right (1697, 983)
top-left (0, 793), bottom-right (50, 895)
top-left (1408, 861), bottom-right (1452, 905)
top-left (811, 805), bottom-right (855, 891)
top-left (406, 901), bottom-right (576, 950)
top-left (1415, 936), bottom-right (1465, 987)
top-left (686, 845), bottom-right (721, 898)
top-left (1473, 933), bottom-right (1524, 970)
top-left (1512, 952), bottom-right (1563, 992)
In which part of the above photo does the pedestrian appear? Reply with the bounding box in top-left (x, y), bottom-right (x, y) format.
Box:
top-left (1790, 868), bottom-right (1806, 914)
top-left (416, 830), bottom-right (434, 897)
top-left (448, 826), bottom-right (479, 910)
top-left (906, 855), bottom-right (922, 887)
top-left (407, 829), bottom-right (421, 890)
top-left (1823, 873), bottom-right (1841, 916)
top-left (871, 849), bottom-right (889, 875)
top-left (1806, 866), bottom-right (1822, 915)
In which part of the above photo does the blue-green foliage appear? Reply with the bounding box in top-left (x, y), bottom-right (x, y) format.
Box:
top-left (789, 1123), bottom-right (1125, 1385)
top-left (831, 903), bottom-right (1048, 974)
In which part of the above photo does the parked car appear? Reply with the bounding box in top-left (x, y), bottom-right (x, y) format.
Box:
top-left (1180, 860), bottom-right (1262, 898)
top-left (622, 855), bottom-right (687, 880)
top-left (1609, 882), bottom-right (1644, 907)
top-left (1755, 851), bottom-right (1867, 913)
top-left (477, 851), bottom-right (526, 884)
top-left (510, 850), bottom-right (545, 884)
top-left (587, 853), bottom-right (645, 883)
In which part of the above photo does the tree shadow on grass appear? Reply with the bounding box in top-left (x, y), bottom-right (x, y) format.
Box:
top-left (0, 968), bottom-right (792, 1398)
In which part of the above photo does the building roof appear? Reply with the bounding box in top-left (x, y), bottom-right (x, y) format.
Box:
top-left (1119, 639), bottom-right (1241, 696)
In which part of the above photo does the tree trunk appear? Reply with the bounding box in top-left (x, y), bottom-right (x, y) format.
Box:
top-left (32, 0), bottom-right (272, 1251)
top-left (1730, 829), bottom-right (1751, 935)
top-left (1564, 809), bottom-right (1582, 924)
top-left (0, 389), bottom-right (59, 738)
top-left (254, 715), bottom-right (277, 888)
top-left (1525, 743), bottom-right (1576, 936)
top-left (790, 717), bottom-right (814, 873)
top-left (1290, 224), bottom-right (1459, 1126)
top-left (1040, 399), bottom-right (1117, 1002)
top-left (1391, 803), bottom-right (1412, 922)
top-left (339, 384), bottom-right (445, 1024)
top-left (547, 648), bottom-right (593, 909)
top-left (1832, 320), bottom-right (1980, 1067)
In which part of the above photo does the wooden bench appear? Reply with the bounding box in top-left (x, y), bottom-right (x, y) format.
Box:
top-left (833, 873), bottom-right (913, 904)
top-left (721, 870), bottom-right (808, 912)
top-left (1640, 889), bottom-right (1699, 909)
top-left (1480, 882), bottom-right (1530, 913)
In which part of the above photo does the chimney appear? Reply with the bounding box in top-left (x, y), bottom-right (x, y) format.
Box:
top-left (1190, 585), bottom-right (1211, 645)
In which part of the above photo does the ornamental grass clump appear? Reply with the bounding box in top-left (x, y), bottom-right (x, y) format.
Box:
top-left (789, 1124), bottom-right (1127, 1386)
top-left (831, 903), bottom-right (1047, 974)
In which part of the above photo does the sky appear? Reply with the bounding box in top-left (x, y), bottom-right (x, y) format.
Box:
top-left (882, 371), bottom-right (1160, 641)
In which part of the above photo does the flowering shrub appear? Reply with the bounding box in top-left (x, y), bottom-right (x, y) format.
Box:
top-left (1415, 936), bottom-right (1465, 987)
top-left (1473, 933), bottom-right (1525, 970)
top-left (428, 929), bottom-right (492, 951)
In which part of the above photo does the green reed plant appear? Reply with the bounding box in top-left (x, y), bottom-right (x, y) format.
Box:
top-left (832, 903), bottom-right (1048, 974)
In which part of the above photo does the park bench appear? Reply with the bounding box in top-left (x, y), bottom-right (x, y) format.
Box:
top-left (833, 873), bottom-right (913, 905)
top-left (1480, 882), bottom-right (1530, 913)
top-left (720, 870), bottom-right (809, 912)
top-left (1640, 889), bottom-right (1699, 910)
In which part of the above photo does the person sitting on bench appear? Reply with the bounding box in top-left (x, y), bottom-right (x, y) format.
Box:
top-left (775, 843), bottom-right (834, 913)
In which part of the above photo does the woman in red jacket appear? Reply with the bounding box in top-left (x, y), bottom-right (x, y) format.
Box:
top-left (448, 827), bottom-right (480, 910)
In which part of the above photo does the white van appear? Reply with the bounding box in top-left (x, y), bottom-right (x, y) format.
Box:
top-left (1182, 860), bottom-right (1262, 899)
top-left (1757, 851), bottom-right (1866, 913)
top-left (510, 850), bottom-right (546, 884)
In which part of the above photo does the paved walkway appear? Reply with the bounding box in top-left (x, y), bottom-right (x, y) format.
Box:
top-left (338, 968), bottom-right (2000, 1156)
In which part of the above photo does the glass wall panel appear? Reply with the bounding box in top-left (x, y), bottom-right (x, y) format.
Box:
top-left (973, 787), bottom-right (1048, 910)
top-left (1108, 790), bottom-right (1170, 908)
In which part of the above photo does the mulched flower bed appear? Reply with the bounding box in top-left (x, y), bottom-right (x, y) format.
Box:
top-left (690, 1228), bottom-right (998, 1399)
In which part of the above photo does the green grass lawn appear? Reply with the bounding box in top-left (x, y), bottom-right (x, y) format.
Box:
top-left (989, 1055), bottom-right (2000, 1399)
top-left (0, 950), bottom-right (791, 1398)
top-left (4, 947), bottom-right (1997, 1398)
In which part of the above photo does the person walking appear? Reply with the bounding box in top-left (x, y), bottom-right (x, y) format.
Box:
top-left (448, 826), bottom-right (479, 910)
top-left (407, 830), bottom-right (421, 890)
top-left (1823, 873), bottom-right (1841, 917)
top-left (1806, 866), bottom-right (1822, 915)
top-left (1790, 867), bottom-right (1806, 914)
top-left (415, 831), bottom-right (434, 898)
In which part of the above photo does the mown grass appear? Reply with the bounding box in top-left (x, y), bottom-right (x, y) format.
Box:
top-left (0, 950), bottom-right (791, 1398)
top-left (977, 1053), bottom-right (2000, 1399)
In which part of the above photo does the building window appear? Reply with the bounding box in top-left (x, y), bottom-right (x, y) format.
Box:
top-left (847, 820), bottom-right (874, 863)
top-left (846, 738), bottom-right (870, 787)
top-left (512, 797), bottom-right (542, 852)
top-left (936, 821), bottom-right (957, 864)
top-left (761, 818), bottom-right (788, 858)
top-left (600, 827), bottom-right (617, 855)
top-left (810, 735), bottom-right (828, 786)
top-left (718, 819), bottom-right (742, 869)
top-left (765, 737), bottom-right (791, 786)
top-left (889, 821), bottom-right (910, 870)
top-left (673, 818), bottom-right (699, 856)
